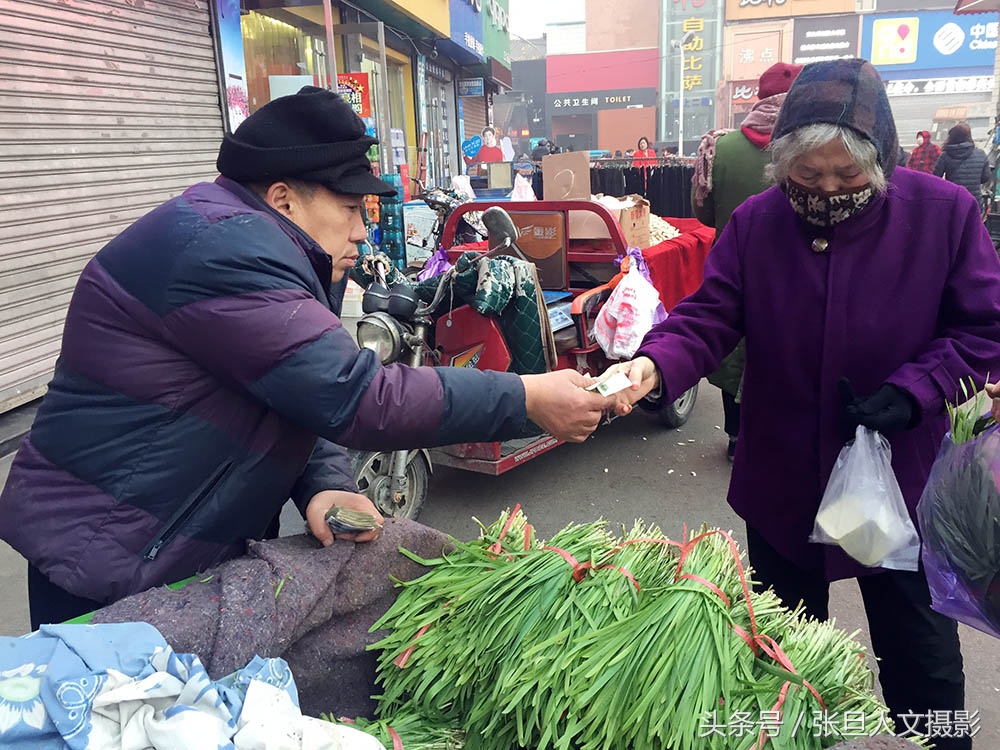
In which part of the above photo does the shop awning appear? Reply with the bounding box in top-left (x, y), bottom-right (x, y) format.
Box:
top-left (953, 0), bottom-right (1000, 14)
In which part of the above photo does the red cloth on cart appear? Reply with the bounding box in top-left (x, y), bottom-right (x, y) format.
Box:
top-left (641, 218), bottom-right (714, 311)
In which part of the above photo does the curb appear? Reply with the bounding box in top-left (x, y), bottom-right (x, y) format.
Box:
top-left (0, 432), bottom-right (26, 460)
top-left (0, 402), bottom-right (38, 461)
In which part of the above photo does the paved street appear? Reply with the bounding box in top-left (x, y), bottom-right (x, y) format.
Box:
top-left (2, 387), bottom-right (999, 745)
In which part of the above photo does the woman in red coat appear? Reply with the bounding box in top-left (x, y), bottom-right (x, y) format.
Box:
top-left (631, 136), bottom-right (657, 168)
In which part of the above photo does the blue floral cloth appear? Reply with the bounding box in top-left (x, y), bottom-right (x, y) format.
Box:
top-left (0, 623), bottom-right (297, 749)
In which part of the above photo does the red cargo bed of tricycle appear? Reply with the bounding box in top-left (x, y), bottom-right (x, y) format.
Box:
top-left (429, 200), bottom-right (714, 475)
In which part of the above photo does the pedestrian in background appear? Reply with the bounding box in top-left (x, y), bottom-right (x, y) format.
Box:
top-left (907, 129), bottom-right (942, 174)
top-left (531, 139), bottom-right (551, 161)
top-left (935, 122), bottom-right (990, 200)
top-left (632, 136), bottom-right (657, 168)
top-left (691, 61), bottom-right (802, 460)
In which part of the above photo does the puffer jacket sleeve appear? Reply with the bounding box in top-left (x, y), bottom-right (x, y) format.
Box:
top-left (160, 215), bottom-right (529, 450)
top-left (933, 153), bottom-right (949, 178)
top-left (290, 438), bottom-right (357, 516)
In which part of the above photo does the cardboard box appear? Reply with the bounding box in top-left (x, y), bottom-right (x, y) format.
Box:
top-left (542, 151), bottom-right (592, 201)
top-left (567, 195), bottom-right (651, 249)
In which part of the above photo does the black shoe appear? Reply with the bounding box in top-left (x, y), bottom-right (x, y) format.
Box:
top-left (727, 438), bottom-right (737, 461)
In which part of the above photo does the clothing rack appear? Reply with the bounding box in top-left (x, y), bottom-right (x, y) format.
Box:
top-left (529, 160), bottom-right (696, 219)
top-left (590, 156), bottom-right (697, 168)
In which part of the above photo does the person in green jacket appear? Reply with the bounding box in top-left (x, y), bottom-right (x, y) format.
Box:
top-left (692, 62), bottom-right (802, 459)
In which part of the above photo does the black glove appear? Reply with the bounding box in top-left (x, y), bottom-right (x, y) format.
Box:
top-left (838, 377), bottom-right (918, 435)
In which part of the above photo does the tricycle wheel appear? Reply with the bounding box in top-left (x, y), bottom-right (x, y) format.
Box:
top-left (350, 450), bottom-right (430, 520)
top-left (658, 384), bottom-right (698, 428)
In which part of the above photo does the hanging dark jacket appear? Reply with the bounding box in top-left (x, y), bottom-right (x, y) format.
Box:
top-left (934, 141), bottom-right (990, 198)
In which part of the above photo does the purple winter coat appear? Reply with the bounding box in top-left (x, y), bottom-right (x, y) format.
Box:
top-left (638, 167), bottom-right (1000, 581)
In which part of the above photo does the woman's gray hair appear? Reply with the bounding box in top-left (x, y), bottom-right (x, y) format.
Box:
top-left (766, 124), bottom-right (887, 194)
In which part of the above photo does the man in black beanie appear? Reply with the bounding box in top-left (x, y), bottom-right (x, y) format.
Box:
top-left (0, 86), bottom-right (611, 627)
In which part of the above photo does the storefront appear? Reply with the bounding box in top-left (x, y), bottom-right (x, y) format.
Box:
top-left (722, 21), bottom-right (793, 127)
top-left (458, 77), bottom-right (490, 162)
top-left (239, 6), bottom-right (341, 113)
top-left (546, 49), bottom-right (660, 154)
top-left (440, 0), bottom-right (488, 170)
top-left (239, 2), bottom-right (424, 179)
top-left (422, 58), bottom-right (461, 187)
top-left (0, 0), bottom-right (225, 414)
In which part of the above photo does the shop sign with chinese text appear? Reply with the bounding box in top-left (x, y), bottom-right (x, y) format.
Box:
top-left (883, 76), bottom-right (995, 96)
top-left (547, 88), bottom-right (657, 113)
top-left (792, 15), bottom-right (859, 65)
top-left (726, 0), bottom-right (853, 23)
top-left (730, 80), bottom-right (759, 102)
top-left (458, 77), bottom-right (485, 97)
top-left (426, 60), bottom-right (454, 82)
top-left (482, 0), bottom-right (511, 68)
top-left (337, 73), bottom-right (371, 118)
top-left (726, 24), bottom-right (788, 81)
top-left (666, 0), bottom-right (721, 140)
top-left (449, 0), bottom-right (485, 61)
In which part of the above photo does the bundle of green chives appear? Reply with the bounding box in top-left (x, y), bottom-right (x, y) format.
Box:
top-left (367, 512), bottom-right (912, 750)
top-left (322, 713), bottom-right (465, 749)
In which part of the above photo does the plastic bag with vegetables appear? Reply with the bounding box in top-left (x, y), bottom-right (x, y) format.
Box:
top-left (917, 381), bottom-right (1000, 639)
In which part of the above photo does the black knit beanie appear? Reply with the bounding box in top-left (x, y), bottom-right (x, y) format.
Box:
top-left (216, 86), bottom-right (396, 197)
top-left (772, 59), bottom-right (899, 179)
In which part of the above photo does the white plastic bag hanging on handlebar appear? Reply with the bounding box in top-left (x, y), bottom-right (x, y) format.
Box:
top-left (594, 249), bottom-right (667, 360)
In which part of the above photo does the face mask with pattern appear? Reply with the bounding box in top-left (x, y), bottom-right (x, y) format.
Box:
top-left (785, 179), bottom-right (875, 228)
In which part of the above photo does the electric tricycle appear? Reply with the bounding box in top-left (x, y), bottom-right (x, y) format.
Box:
top-left (349, 201), bottom-right (712, 520)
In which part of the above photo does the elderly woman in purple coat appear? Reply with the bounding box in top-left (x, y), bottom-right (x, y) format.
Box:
top-left (603, 59), bottom-right (1000, 750)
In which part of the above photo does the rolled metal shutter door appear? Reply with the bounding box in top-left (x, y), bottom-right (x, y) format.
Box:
top-left (0, 0), bottom-right (224, 413)
top-left (463, 95), bottom-right (488, 141)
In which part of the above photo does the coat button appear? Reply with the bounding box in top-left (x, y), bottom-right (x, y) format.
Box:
top-left (811, 238), bottom-right (829, 253)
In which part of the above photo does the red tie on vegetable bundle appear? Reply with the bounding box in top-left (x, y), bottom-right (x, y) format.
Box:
top-left (616, 526), bottom-right (828, 749)
top-left (338, 717), bottom-right (404, 750)
top-left (393, 507), bottom-right (829, 750)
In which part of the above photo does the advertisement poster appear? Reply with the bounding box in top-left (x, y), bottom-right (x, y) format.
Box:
top-left (337, 73), bottom-right (372, 118)
top-left (212, 0), bottom-right (250, 130)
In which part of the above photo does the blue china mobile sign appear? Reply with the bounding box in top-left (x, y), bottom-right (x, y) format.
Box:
top-left (862, 10), bottom-right (997, 79)
top-left (449, 0), bottom-right (485, 62)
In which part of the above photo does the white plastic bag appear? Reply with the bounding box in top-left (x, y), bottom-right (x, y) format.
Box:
top-left (593, 263), bottom-right (665, 360)
top-left (810, 426), bottom-right (920, 571)
top-left (511, 173), bottom-right (537, 201)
